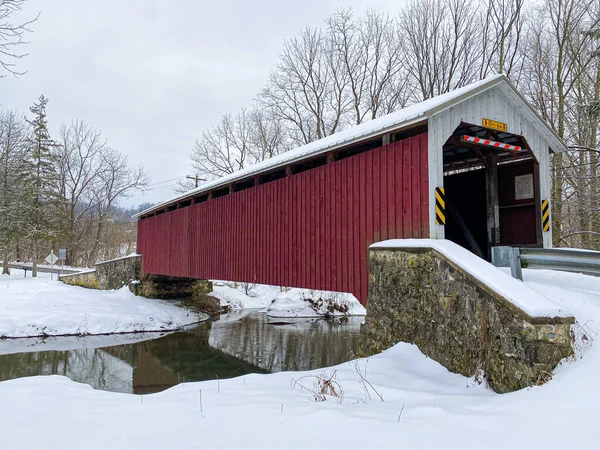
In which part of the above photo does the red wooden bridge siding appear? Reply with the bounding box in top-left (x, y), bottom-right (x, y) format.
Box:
top-left (137, 133), bottom-right (429, 304)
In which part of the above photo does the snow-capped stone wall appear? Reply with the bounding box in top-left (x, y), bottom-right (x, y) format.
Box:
top-left (95, 254), bottom-right (142, 290)
top-left (361, 245), bottom-right (575, 393)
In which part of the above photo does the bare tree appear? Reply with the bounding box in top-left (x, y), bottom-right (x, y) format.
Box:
top-left (260, 26), bottom-right (351, 145)
top-left (480, 0), bottom-right (527, 81)
top-left (190, 110), bottom-right (253, 179)
top-left (57, 120), bottom-right (108, 265)
top-left (87, 149), bottom-right (148, 265)
top-left (520, 0), bottom-right (597, 245)
top-left (249, 107), bottom-right (289, 162)
top-left (0, 0), bottom-right (38, 77)
top-left (327, 8), bottom-right (407, 124)
top-left (398, 0), bottom-right (481, 100)
top-left (0, 109), bottom-right (28, 273)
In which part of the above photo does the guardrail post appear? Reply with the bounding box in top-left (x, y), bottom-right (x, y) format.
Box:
top-left (491, 246), bottom-right (523, 280)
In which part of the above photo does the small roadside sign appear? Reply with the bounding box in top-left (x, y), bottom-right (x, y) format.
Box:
top-left (59, 248), bottom-right (67, 261)
top-left (45, 251), bottom-right (59, 281)
top-left (45, 252), bottom-right (59, 265)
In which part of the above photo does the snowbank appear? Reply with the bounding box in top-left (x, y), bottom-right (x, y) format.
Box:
top-left (0, 331), bottom-right (172, 356)
top-left (0, 272), bottom-right (203, 338)
top-left (266, 288), bottom-right (366, 317)
top-left (209, 281), bottom-right (366, 317)
top-left (209, 282), bottom-right (280, 310)
top-left (0, 269), bottom-right (598, 449)
top-left (371, 239), bottom-right (572, 318)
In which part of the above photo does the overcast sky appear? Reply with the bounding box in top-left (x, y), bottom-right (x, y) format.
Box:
top-left (1, 0), bottom-right (401, 207)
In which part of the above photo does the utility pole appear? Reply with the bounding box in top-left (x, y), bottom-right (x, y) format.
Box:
top-left (186, 174), bottom-right (206, 189)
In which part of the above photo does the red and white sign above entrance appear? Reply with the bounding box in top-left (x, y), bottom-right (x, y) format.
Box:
top-left (462, 135), bottom-right (521, 152)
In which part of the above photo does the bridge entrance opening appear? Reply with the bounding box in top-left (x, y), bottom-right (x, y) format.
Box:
top-left (442, 122), bottom-right (542, 260)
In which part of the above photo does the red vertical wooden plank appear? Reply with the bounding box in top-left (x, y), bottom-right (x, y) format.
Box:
top-left (293, 173), bottom-right (299, 286)
top-left (196, 206), bottom-right (200, 277)
top-left (244, 191), bottom-right (248, 282)
top-left (309, 171), bottom-right (315, 289)
top-left (335, 162), bottom-right (342, 293)
top-left (250, 189), bottom-right (254, 282)
top-left (402, 138), bottom-right (412, 238)
top-left (188, 207), bottom-right (193, 278)
top-left (347, 158), bottom-right (354, 295)
top-left (198, 207), bottom-right (202, 278)
top-left (214, 199), bottom-right (220, 279)
top-left (287, 175), bottom-right (292, 286)
top-left (351, 155), bottom-right (359, 298)
top-left (310, 169), bottom-right (317, 289)
top-left (300, 173), bottom-right (306, 288)
top-left (326, 165), bottom-right (332, 291)
top-left (387, 144), bottom-right (396, 239)
top-left (260, 184), bottom-right (264, 283)
top-left (290, 175), bottom-right (296, 286)
top-left (380, 146), bottom-right (389, 242)
top-left (233, 195), bottom-right (237, 281)
top-left (318, 167), bottom-right (325, 290)
top-left (285, 178), bottom-right (291, 286)
top-left (394, 141), bottom-right (402, 238)
top-left (364, 151), bottom-right (374, 298)
top-left (203, 205), bottom-right (207, 277)
top-left (420, 132), bottom-right (430, 237)
top-left (372, 148), bottom-right (381, 244)
top-left (280, 181), bottom-right (284, 285)
top-left (360, 152), bottom-right (368, 302)
top-left (318, 167), bottom-right (325, 291)
top-left (345, 157), bottom-right (353, 295)
top-left (411, 136), bottom-right (421, 238)
top-left (340, 161), bottom-right (347, 293)
top-left (236, 194), bottom-right (241, 281)
top-left (237, 193), bottom-right (242, 281)
top-left (266, 184), bottom-right (271, 283)
top-left (279, 182), bottom-right (283, 286)
top-left (275, 182), bottom-right (279, 283)
top-left (276, 182), bottom-right (281, 284)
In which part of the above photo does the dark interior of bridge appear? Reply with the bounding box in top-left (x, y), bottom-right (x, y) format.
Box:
top-left (442, 122), bottom-right (542, 260)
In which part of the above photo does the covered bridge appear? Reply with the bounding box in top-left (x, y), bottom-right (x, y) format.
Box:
top-left (134, 74), bottom-right (566, 304)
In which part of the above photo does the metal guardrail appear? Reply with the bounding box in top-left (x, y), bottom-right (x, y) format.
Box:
top-left (8, 263), bottom-right (81, 275)
top-left (492, 246), bottom-right (600, 280)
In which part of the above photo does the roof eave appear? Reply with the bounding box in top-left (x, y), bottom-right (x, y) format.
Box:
top-left (132, 115), bottom-right (431, 219)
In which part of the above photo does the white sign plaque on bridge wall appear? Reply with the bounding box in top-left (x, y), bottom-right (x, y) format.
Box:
top-left (514, 174), bottom-right (534, 200)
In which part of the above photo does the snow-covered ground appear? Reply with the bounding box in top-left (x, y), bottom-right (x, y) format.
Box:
top-left (210, 281), bottom-right (366, 317)
top-left (266, 288), bottom-right (366, 317)
top-left (0, 272), bottom-right (203, 338)
top-left (0, 330), bottom-right (172, 356)
top-left (0, 268), bottom-right (598, 449)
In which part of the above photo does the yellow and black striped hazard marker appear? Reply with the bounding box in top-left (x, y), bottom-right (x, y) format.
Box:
top-left (542, 199), bottom-right (550, 232)
top-left (435, 187), bottom-right (445, 225)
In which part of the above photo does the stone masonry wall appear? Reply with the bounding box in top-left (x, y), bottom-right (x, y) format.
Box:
top-left (60, 254), bottom-right (212, 299)
top-left (361, 248), bottom-right (574, 393)
top-left (59, 270), bottom-right (99, 289)
top-left (130, 274), bottom-right (212, 299)
top-left (95, 255), bottom-right (142, 290)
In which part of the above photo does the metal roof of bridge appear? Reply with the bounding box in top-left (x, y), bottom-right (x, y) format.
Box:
top-left (134, 73), bottom-right (566, 219)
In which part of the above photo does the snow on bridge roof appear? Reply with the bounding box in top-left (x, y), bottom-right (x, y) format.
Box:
top-left (135, 74), bottom-right (565, 219)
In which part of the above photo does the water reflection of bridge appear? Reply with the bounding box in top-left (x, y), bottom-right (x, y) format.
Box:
top-left (0, 322), bottom-right (265, 394)
top-left (0, 313), bottom-right (363, 394)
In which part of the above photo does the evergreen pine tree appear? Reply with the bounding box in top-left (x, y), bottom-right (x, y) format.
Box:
top-left (22, 95), bottom-right (63, 277)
